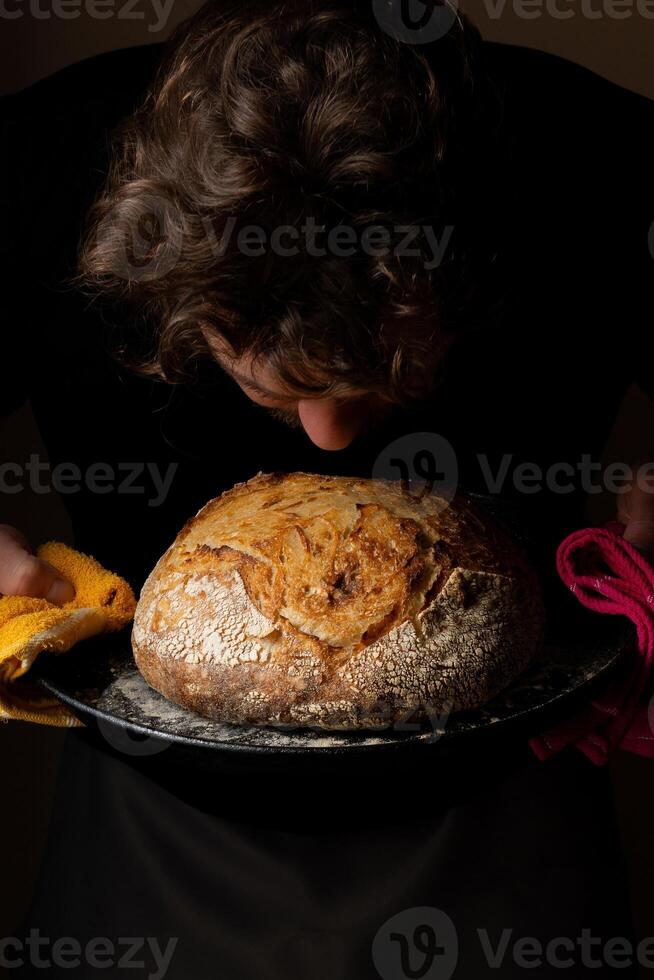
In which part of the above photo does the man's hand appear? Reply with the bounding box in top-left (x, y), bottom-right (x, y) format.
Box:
top-left (0, 525), bottom-right (75, 603)
top-left (617, 461), bottom-right (654, 558)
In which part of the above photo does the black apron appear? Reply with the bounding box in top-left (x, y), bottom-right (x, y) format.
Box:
top-left (18, 730), bottom-right (636, 978)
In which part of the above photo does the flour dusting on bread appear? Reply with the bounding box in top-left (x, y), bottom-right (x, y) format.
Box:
top-left (132, 473), bottom-right (544, 729)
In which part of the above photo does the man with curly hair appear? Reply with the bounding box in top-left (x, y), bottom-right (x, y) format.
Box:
top-left (1, 1), bottom-right (653, 977)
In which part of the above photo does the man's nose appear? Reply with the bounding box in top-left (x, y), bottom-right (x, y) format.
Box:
top-left (297, 399), bottom-right (362, 451)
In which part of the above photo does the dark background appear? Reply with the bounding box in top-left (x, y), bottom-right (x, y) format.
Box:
top-left (1, 1), bottom-right (653, 973)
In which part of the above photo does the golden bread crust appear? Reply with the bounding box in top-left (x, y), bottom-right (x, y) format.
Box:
top-left (132, 473), bottom-right (544, 729)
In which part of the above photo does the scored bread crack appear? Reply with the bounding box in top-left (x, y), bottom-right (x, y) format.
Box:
top-left (131, 472), bottom-right (545, 729)
top-left (145, 474), bottom-right (507, 670)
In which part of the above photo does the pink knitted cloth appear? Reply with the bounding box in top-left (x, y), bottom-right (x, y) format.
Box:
top-left (530, 523), bottom-right (654, 766)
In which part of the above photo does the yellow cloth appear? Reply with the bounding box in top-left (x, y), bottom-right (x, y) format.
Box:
top-left (0, 543), bottom-right (137, 727)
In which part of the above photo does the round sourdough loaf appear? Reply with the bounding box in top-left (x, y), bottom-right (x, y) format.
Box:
top-left (132, 473), bottom-right (544, 730)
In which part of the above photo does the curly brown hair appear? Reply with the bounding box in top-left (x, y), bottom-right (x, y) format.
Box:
top-left (79, 0), bottom-right (497, 403)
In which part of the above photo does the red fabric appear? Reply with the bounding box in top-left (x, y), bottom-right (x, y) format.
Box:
top-left (529, 523), bottom-right (654, 766)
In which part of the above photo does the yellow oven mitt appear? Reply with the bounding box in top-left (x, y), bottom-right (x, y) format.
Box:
top-left (0, 543), bottom-right (137, 727)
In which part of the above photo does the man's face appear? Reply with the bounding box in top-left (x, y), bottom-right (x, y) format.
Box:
top-left (205, 333), bottom-right (387, 451)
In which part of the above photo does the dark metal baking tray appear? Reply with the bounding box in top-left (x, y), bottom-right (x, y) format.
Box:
top-left (31, 493), bottom-right (633, 761)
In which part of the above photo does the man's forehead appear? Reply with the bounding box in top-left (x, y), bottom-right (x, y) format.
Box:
top-left (201, 329), bottom-right (280, 391)
top-left (203, 327), bottom-right (372, 402)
